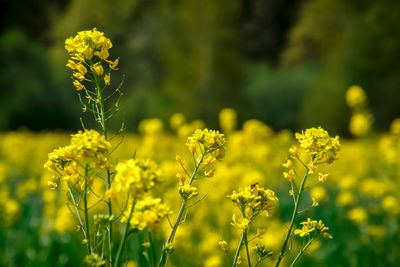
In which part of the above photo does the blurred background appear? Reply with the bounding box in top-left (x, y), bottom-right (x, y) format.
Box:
top-left (2, 0), bottom-right (400, 135)
top-left (2, 1), bottom-right (400, 267)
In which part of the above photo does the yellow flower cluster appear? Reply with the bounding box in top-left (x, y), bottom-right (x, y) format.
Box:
top-left (124, 197), bottom-right (171, 231)
top-left (44, 129), bottom-right (111, 188)
top-left (294, 218), bottom-right (332, 239)
top-left (109, 158), bottom-right (163, 199)
top-left (65, 28), bottom-right (119, 91)
top-left (228, 184), bottom-right (278, 227)
top-left (295, 126), bottom-right (340, 164)
top-left (65, 28), bottom-right (112, 61)
top-left (186, 129), bottom-right (226, 159)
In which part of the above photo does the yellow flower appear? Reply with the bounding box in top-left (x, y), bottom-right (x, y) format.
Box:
top-left (295, 127), bottom-right (340, 164)
top-left (65, 28), bottom-right (112, 61)
top-left (218, 240), bottom-right (228, 251)
top-left (318, 173), bottom-right (329, 183)
top-left (231, 213), bottom-right (249, 229)
top-left (66, 60), bottom-right (77, 70)
top-left (123, 197), bottom-right (171, 231)
top-left (106, 58), bottom-right (119, 70)
top-left (104, 74), bottom-right (110, 85)
top-left (228, 184), bottom-right (278, 217)
top-left (294, 218), bottom-right (332, 238)
top-left (94, 48), bottom-right (110, 60)
top-left (73, 80), bottom-right (84, 91)
top-left (179, 184), bottom-right (198, 200)
top-left (92, 62), bottom-right (104, 76)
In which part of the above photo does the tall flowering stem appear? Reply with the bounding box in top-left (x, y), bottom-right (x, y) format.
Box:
top-left (275, 127), bottom-right (340, 267)
top-left (64, 28), bottom-right (123, 265)
top-left (159, 129), bottom-right (226, 267)
top-left (227, 185), bottom-right (278, 267)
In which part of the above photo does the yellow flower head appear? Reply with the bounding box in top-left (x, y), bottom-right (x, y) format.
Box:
top-left (185, 129), bottom-right (226, 159)
top-left (123, 197), bottom-right (171, 231)
top-left (228, 184), bottom-right (278, 217)
top-left (294, 218), bottom-right (332, 239)
top-left (179, 184), bottom-right (199, 200)
top-left (65, 28), bottom-right (112, 61)
top-left (295, 127), bottom-right (340, 164)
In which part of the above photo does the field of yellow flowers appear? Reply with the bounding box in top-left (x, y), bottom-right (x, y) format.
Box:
top-left (1, 113), bottom-right (400, 266)
top-left (1, 28), bottom-right (400, 267)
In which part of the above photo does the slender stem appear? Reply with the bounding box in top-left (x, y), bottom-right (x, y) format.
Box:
top-left (158, 149), bottom-right (207, 267)
top-left (232, 231), bottom-right (245, 267)
top-left (289, 238), bottom-right (314, 267)
top-left (148, 231), bottom-right (156, 267)
top-left (114, 199), bottom-right (136, 267)
top-left (92, 65), bottom-right (113, 265)
top-left (244, 229), bottom-right (251, 267)
top-left (68, 187), bottom-right (87, 238)
top-left (275, 169), bottom-right (309, 267)
top-left (84, 164), bottom-right (92, 254)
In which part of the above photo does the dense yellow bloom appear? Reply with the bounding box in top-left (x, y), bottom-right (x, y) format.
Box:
top-left (45, 129), bottom-right (111, 187)
top-left (110, 158), bottom-right (162, 198)
top-left (123, 197), bottom-right (171, 231)
top-left (228, 184), bottom-right (278, 217)
top-left (185, 129), bottom-right (226, 159)
top-left (295, 126), bottom-right (340, 163)
top-left (294, 218), bottom-right (332, 238)
top-left (65, 28), bottom-right (112, 61)
top-left (346, 85), bottom-right (367, 109)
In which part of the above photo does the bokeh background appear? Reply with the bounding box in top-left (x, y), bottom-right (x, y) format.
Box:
top-left (2, 0), bottom-right (400, 267)
top-left (2, 0), bottom-right (400, 134)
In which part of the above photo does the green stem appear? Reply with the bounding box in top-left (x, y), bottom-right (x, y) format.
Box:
top-left (275, 169), bottom-right (309, 267)
top-left (232, 231), bottom-right (245, 267)
top-left (68, 187), bottom-right (87, 240)
top-left (84, 164), bottom-right (92, 254)
top-left (289, 237), bottom-right (314, 267)
top-left (158, 150), bottom-right (207, 267)
top-left (244, 229), bottom-right (251, 267)
top-left (92, 65), bottom-right (113, 265)
top-left (114, 199), bottom-right (136, 267)
top-left (148, 231), bottom-right (156, 267)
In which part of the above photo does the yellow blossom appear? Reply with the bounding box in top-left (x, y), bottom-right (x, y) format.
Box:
top-left (104, 74), bottom-right (110, 85)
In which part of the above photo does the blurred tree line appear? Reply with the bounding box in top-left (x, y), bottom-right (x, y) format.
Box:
top-left (1, 0), bottom-right (399, 134)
